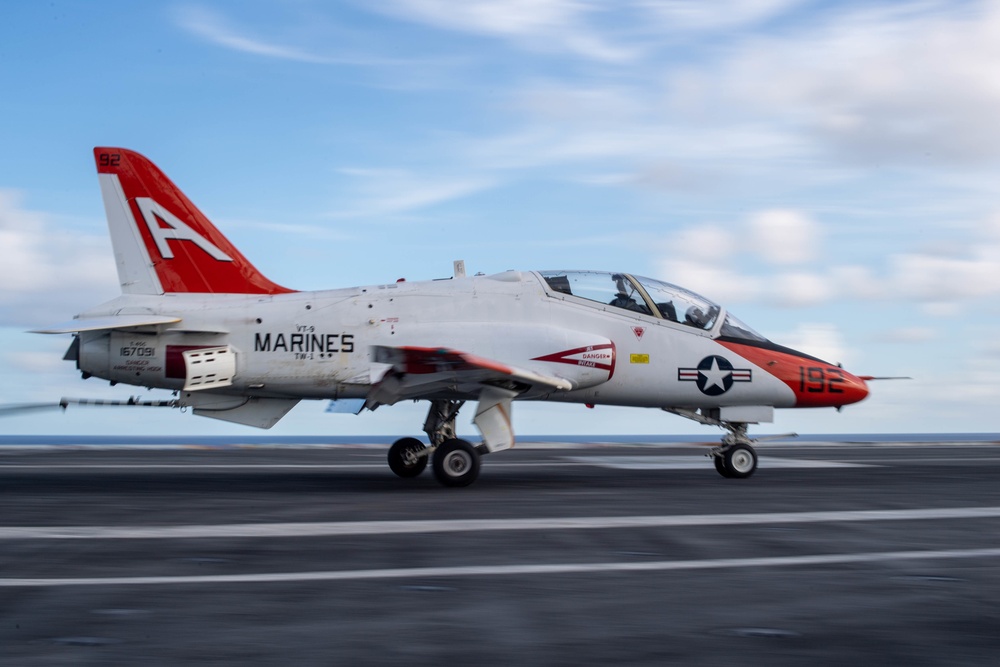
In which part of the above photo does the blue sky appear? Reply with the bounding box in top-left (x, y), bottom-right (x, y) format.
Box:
top-left (1, 0), bottom-right (999, 437)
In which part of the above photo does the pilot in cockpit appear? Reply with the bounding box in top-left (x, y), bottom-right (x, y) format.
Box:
top-left (609, 274), bottom-right (651, 315)
top-left (685, 306), bottom-right (710, 328)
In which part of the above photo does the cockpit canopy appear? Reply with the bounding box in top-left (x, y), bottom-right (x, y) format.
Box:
top-left (537, 270), bottom-right (767, 342)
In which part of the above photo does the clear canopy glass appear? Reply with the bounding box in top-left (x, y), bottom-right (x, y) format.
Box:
top-left (538, 270), bottom-right (768, 341)
top-left (629, 274), bottom-right (720, 331)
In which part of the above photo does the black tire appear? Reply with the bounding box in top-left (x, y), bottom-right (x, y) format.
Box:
top-left (432, 438), bottom-right (480, 488)
top-left (723, 444), bottom-right (757, 479)
top-left (714, 454), bottom-right (733, 478)
top-left (388, 437), bottom-right (428, 478)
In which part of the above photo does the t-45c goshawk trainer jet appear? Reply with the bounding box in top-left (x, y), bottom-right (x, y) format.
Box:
top-left (32, 148), bottom-right (871, 487)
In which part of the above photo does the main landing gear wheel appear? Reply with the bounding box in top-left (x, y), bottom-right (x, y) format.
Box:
top-left (432, 438), bottom-right (481, 488)
top-left (718, 443), bottom-right (758, 479)
top-left (388, 437), bottom-right (428, 478)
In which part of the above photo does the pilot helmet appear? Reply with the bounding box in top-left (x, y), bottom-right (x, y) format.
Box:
top-left (686, 306), bottom-right (707, 327)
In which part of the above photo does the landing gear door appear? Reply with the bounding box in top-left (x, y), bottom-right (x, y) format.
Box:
top-left (474, 386), bottom-right (518, 453)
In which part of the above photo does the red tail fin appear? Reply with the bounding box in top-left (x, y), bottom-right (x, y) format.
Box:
top-left (94, 147), bottom-right (293, 295)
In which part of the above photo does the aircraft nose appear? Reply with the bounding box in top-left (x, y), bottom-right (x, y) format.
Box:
top-left (832, 368), bottom-right (869, 407)
top-left (716, 339), bottom-right (870, 409)
top-left (789, 356), bottom-right (869, 408)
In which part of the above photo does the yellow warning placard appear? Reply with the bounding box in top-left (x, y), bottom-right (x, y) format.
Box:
top-left (630, 353), bottom-right (650, 364)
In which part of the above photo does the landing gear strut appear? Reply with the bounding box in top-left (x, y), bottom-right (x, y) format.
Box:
top-left (663, 408), bottom-right (772, 480)
top-left (386, 399), bottom-right (481, 487)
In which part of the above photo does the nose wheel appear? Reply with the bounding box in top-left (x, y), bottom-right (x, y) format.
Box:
top-left (713, 442), bottom-right (758, 478)
top-left (711, 421), bottom-right (759, 479)
top-left (664, 408), bottom-right (772, 480)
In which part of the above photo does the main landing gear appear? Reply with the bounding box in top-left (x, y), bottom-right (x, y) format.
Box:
top-left (386, 399), bottom-right (482, 487)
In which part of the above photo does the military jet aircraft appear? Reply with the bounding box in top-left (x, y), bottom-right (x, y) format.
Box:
top-left (32, 148), bottom-right (871, 487)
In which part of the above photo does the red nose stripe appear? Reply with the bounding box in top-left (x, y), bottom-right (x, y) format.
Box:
top-left (717, 340), bottom-right (869, 408)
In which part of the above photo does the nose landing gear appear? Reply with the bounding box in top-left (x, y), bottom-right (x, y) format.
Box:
top-left (662, 408), bottom-right (790, 479)
top-left (712, 424), bottom-right (759, 479)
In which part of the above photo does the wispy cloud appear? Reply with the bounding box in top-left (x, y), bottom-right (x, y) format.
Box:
top-left (418, 0), bottom-right (1000, 193)
top-left (175, 6), bottom-right (331, 63)
top-left (173, 5), bottom-right (420, 68)
top-left (659, 206), bottom-right (1000, 313)
top-left (372, 0), bottom-right (640, 62)
top-left (636, 0), bottom-right (808, 33)
top-left (711, 1), bottom-right (1000, 165)
top-left (329, 168), bottom-right (496, 219)
top-left (222, 218), bottom-right (355, 242)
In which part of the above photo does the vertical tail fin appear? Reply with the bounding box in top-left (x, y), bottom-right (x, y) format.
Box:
top-left (94, 147), bottom-right (293, 295)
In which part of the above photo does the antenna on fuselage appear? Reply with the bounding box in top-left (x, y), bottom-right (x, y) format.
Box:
top-left (453, 260), bottom-right (466, 278)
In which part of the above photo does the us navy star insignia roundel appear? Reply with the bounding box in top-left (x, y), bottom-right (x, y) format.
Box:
top-left (677, 355), bottom-right (752, 396)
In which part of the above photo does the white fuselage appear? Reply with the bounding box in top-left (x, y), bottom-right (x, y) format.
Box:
top-left (75, 270), bottom-right (796, 411)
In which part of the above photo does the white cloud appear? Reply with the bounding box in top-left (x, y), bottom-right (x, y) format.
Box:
top-left (660, 259), bottom-right (764, 304)
top-left (749, 209), bottom-right (820, 265)
top-left (874, 327), bottom-right (937, 344)
top-left (831, 265), bottom-right (886, 301)
top-left (0, 190), bottom-right (118, 326)
top-left (716, 1), bottom-right (1000, 165)
top-left (512, 83), bottom-right (646, 127)
top-left (436, 0), bottom-right (1000, 191)
top-left (658, 206), bottom-right (1000, 312)
top-left (907, 356), bottom-right (1000, 406)
top-left (659, 223), bottom-right (760, 302)
top-left (661, 211), bottom-right (830, 307)
top-left (669, 225), bottom-right (737, 262)
top-left (779, 323), bottom-right (850, 366)
top-left (771, 271), bottom-right (834, 308)
top-left (888, 243), bottom-right (1000, 304)
top-left (921, 301), bottom-right (962, 318)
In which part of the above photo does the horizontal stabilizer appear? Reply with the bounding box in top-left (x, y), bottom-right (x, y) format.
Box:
top-left (30, 315), bottom-right (182, 334)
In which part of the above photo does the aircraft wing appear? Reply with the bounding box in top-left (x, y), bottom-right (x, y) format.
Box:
top-left (367, 345), bottom-right (573, 408)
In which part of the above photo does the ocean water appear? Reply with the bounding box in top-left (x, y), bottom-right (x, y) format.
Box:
top-left (0, 433), bottom-right (997, 447)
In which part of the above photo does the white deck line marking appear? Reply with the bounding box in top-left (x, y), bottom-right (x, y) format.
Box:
top-left (4, 506), bottom-right (1000, 540)
top-left (3, 547), bottom-right (999, 587)
top-left (0, 462), bottom-right (587, 470)
top-left (0, 464), bottom-right (388, 470)
top-left (563, 455), bottom-right (872, 470)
